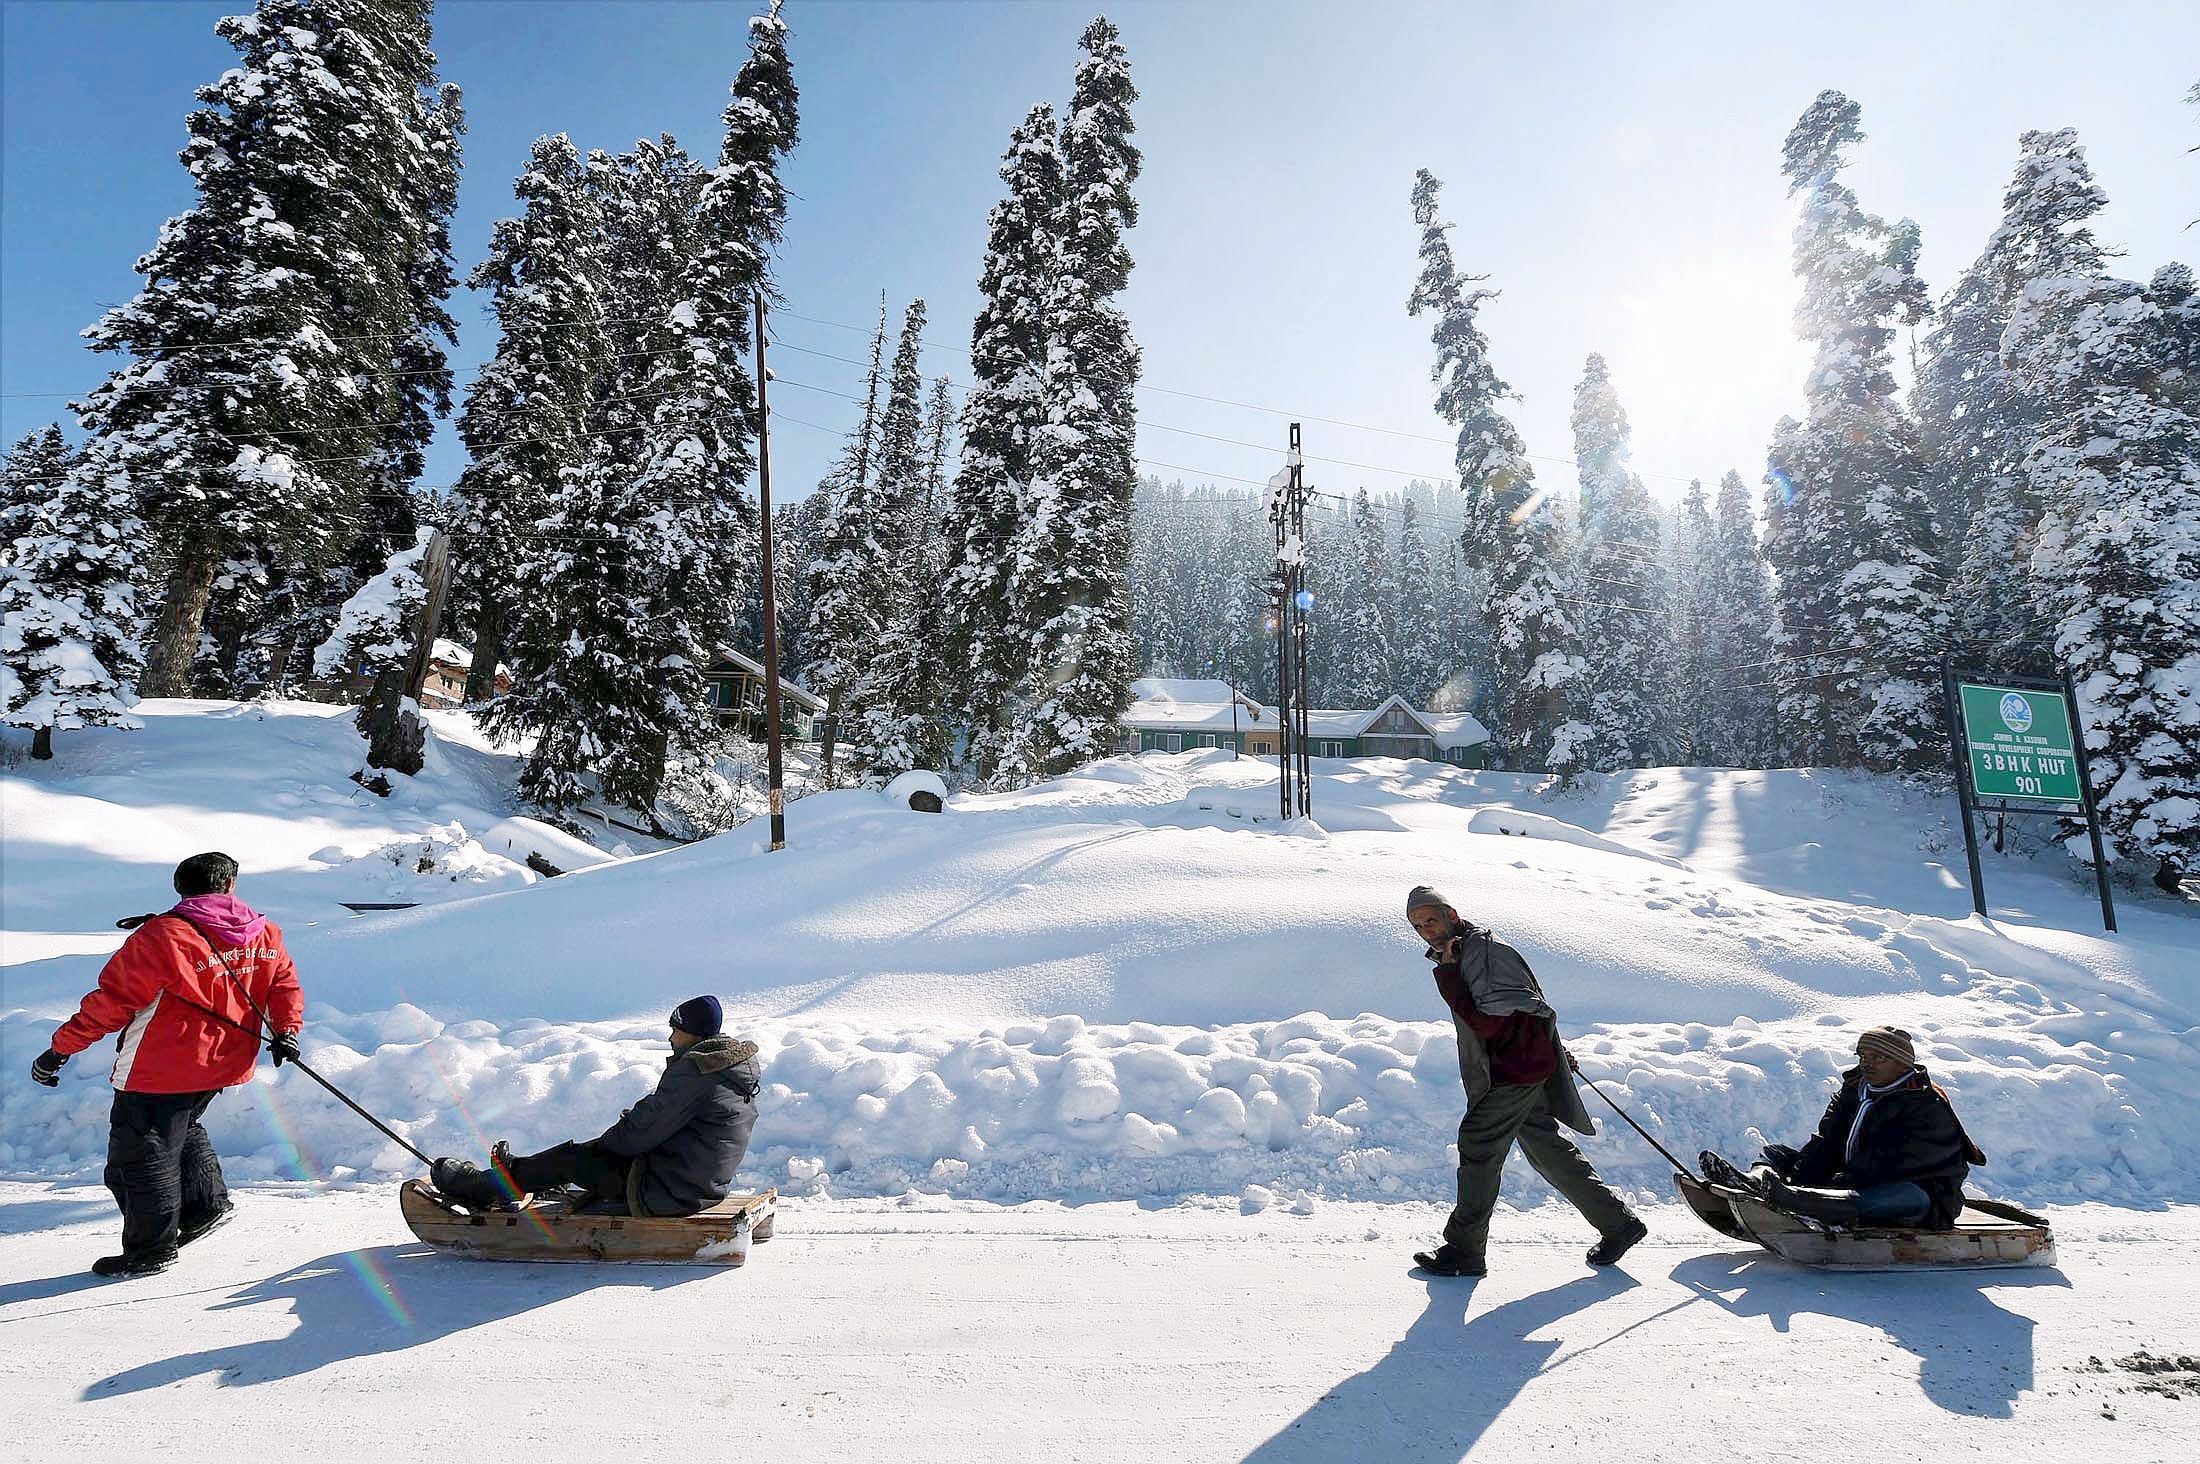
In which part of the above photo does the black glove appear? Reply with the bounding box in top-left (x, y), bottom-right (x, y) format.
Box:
top-left (269, 1031), bottom-right (301, 1068)
top-left (31, 1049), bottom-right (66, 1087)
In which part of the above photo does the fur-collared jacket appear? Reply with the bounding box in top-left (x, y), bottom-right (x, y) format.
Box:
top-left (596, 1034), bottom-right (762, 1216)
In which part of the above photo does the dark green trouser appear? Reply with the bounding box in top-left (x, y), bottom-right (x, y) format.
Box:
top-left (1443, 1080), bottom-right (1636, 1261)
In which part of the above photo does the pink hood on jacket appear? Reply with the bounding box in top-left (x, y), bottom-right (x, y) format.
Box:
top-left (170, 893), bottom-right (269, 947)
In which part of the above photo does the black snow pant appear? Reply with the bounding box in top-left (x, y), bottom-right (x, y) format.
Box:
top-left (504, 1141), bottom-right (635, 1212)
top-left (1443, 1080), bottom-right (1637, 1263)
top-left (105, 1089), bottom-right (228, 1258)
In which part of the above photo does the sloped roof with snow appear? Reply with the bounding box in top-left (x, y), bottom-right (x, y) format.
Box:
top-left (1124, 678), bottom-right (1266, 731)
top-left (1125, 681), bottom-right (1487, 747)
top-left (707, 646), bottom-right (826, 711)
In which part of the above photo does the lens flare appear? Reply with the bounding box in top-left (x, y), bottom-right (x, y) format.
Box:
top-left (405, 996), bottom-right (560, 1243)
top-left (1767, 466), bottom-right (1797, 506)
top-left (248, 1081), bottom-right (412, 1327)
top-left (1507, 483), bottom-right (1557, 525)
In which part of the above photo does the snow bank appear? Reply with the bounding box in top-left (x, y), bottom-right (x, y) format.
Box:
top-left (5, 709), bottom-right (2197, 1210)
top-left (6, 997), bottom-right (2191, 1208)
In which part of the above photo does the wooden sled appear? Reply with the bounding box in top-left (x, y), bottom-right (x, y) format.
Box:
top-left (401, 1179), bottom-right (777, 1266)
top-left (1675, 1172), bottom-right (2055, 1271)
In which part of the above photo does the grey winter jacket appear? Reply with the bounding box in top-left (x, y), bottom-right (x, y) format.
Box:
top-left (1438, 925), bottom-right (1596, 1136)
top-left (595, 1034), bottom-right (762, 1216)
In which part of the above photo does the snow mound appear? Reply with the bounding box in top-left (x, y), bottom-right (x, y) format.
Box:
top-left (5, 715), bottom-right (2197, 1209)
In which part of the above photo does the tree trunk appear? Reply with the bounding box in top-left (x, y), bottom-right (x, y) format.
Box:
top-left (140, 540), bottom-right (221, 699)
top-left (359, 668), bottom-right (426, 777)
top-left (466, 598), bottom-right (506, 703)
top-left (30, 726), bottom-right (53, 760)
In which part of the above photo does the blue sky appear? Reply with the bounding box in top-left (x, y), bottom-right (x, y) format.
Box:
top-left (3, 0), bottom-right (2195, 509)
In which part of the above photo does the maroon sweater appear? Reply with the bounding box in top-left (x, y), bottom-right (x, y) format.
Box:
top-left (1433, 959), bottom-right (1559, 1087)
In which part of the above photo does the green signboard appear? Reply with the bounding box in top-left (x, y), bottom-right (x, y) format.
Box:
top-left (1956, 682), bottom-right (2083, 804)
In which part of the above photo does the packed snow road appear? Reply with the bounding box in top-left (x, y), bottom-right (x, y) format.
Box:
top-left (2, 1183), bottom-right (2193, 1463)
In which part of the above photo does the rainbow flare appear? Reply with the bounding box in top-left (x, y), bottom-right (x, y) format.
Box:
top-left (405, 1000), bottom-right (562, 1244)
top-left (249, 1079), bottom-right (412, 1328)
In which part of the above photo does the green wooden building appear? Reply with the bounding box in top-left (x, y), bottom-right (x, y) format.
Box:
top-left (1118, 678), bottom-right (1489, 767)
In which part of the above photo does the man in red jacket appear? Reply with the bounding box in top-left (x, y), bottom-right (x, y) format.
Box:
top-left (28, 852), bottom-right (304, 1279)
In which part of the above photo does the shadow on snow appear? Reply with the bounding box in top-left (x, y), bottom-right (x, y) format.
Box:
top-left (73, 1245), bottom-right (720, 1397)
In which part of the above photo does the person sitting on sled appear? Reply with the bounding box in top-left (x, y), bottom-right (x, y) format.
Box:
top-left (1701, 1025), bottom-right (1984, 1228)
top-left (431, 996), bottom-right (761, 1217)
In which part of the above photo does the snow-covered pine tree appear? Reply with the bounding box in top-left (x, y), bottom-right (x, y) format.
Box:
top-left (480, 139), bottom-right (693, 811)
top-left (1409, 169), bottom-right (1582, 771)
top-left (923, 376), bottom-right (956, 533)
top-left (1920, 129), bottom-right (2109, 668)
top-left (0, 454), bottom-right (143, 760)
top-left (1770, 91), bottom-right (1945, 771)
top-left (448, 134), bottom-right (607, 704)
top-left (853, 301), bottom-right (955, 778)
top-left (1670, 478), bottom-right (1719, 761)
top-left (1329, 489), bottom-right (1396, 706)
top-left (2006, 242), bottom-right (2200, 889)
top-left (1701, 470), bottom-right (1780, 766)
top-left (618, 0), bottom-right (798, 795)
top-left (2, 427), bottom-right (76, 564)
top-left (75, 4), bottom-right (381, 700)
top-left (943, 105), bottom-right (1061, 780)
top-left (998, 18), bottom-right (1142, 785)
top-left (1569, 355), bottom-right (1674, 769)
top-left (1393, 496), bottom-right (1443, 704)
top-left (804, 296), bottom-right (891, 769)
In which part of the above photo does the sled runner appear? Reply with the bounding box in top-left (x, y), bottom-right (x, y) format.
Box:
top-left (401, 1178), bottom-right (777, 1265)
top-left (1675, 1173), bottom-right (2055, 1271)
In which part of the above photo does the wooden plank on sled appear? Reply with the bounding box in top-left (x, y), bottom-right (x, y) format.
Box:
top-left (401, 1179), bottom-right (777, 1265)
top-left (1676, 1174), bottom-right (2055, 1270)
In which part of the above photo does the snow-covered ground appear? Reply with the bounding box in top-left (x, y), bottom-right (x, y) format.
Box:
top-left (2, 1184), bottom-right (2195, 1462)
top-left (4, 699), bottom-right (2198, 1458)
top-left (6, 701), bottom-right (2196, 1207)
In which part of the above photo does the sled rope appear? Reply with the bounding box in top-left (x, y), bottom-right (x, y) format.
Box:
top-left (161, 915), bottom-right (437, 1169)
top-left (1579, 1073), bottom-right (1698, 1180)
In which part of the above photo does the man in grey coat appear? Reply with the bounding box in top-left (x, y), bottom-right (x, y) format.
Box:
top-left (431, 995), bottom-right (761, 1216)
top-left (1406, 886), bottom-right (1646, 1277)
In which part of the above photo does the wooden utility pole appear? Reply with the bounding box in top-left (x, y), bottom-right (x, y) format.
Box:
top-left (755, 295), bottom-right (788, 851)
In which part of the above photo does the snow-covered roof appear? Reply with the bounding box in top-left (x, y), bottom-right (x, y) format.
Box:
top-left (1125, 682), bottom-right (1488, 747)
top-left (1416, 708), bottom-right (1492, 749)
top-left (707, 646), bottom-right (826, 712)
top-left (1124, 677), bottom-right (1265, 731)
top-left (426, 638), bottom-right (511, 682)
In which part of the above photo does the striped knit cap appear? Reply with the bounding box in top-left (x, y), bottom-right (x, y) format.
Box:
top-left (1855, 1025), bottom-right (1916, 1067)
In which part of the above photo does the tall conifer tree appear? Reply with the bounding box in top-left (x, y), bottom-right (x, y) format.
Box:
top-left (1769, 91), bottom-right (1945, 770)
top-left (999, 18), bottom-right (1142, 784)
top-left (1409, 169), bottom-right (1581, 771)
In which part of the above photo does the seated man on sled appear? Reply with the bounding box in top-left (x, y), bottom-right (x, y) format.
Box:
top-left (431, 996), bottom-right (761, 1217)
top-left (1700, 1025), bottom-right (1985, 1229)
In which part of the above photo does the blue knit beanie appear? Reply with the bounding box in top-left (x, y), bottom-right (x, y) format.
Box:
top-left (670, 995), bottom-right (723, 1038)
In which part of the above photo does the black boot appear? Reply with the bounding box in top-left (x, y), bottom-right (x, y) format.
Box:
top-left (1412, 1244), bottom-right (1486, 1277)
top-left (430, 1156), bottom-right (520, 1210)
top-left (1758, 1174), bottom-right (1859, 1227)
top-left (92, 1246), bottom-right (178, 1279)
top-left (1587, 1216), bottom-right (1649, 1266)
top-left (177, 1200), bottom-right (236, 1247)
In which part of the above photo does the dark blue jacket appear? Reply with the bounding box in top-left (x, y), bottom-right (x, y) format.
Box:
top-left (596, 1035), bottom-right (761, 1216)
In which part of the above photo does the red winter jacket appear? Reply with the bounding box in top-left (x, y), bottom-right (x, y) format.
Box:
top-left (49, 897), bottom-right (304, 1094)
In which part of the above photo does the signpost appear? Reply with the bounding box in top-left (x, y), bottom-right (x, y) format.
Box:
top-left (1939, 663), bottom-right (2114, 931)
